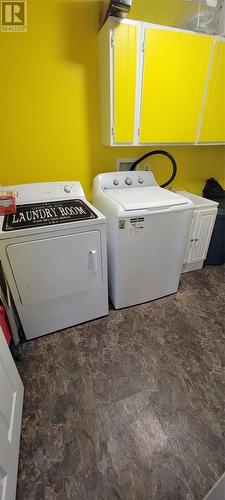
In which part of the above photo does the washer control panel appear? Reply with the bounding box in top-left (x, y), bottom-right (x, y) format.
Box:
top-left (97, 171), bottom-right (157, 191)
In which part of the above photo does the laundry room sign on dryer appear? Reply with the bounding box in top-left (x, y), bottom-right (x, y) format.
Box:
top-left (3, 199), bottom-right (97, 231)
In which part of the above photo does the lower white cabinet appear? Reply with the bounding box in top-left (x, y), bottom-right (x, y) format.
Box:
top-left (177, 191), bottom-right (218, 273)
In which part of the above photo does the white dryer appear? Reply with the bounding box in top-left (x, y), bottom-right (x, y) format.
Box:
top-left (0, 182), bottom-right (108, 340)
top-left (93, 171), bottom-right (193, 309)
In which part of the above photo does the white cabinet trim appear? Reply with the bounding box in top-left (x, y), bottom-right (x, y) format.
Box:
top-left (196, 38), bottom-right (216, 143)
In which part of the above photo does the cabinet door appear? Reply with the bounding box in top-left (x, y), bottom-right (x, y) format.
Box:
top-left (183, 211), bottom-right (198, 264)
top-left (139, 27), bottom-right (213, 143)
top-left (199, 40), bottom-right (225, 143)
top-left (113, 22), bottom-right (138, 144)
top-left (191, 210), bottom-right (217, 262)
top-left (0, 329), bottom-right (23, 500)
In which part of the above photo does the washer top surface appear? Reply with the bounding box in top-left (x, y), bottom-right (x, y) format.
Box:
top-left (0, 181), bottom-right (105, 239)
top-left (104, 186), bottom-right (191, 211)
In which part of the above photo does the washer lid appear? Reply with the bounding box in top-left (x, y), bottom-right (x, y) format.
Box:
top-left (104, 187), bottom-right (190, 211)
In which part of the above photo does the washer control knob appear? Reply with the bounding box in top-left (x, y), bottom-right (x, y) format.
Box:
top-left (125, 177), bottom-right (133, 186)
top-left (113, 179), bottom-right (119, 186)
top-left (138, 178), bottom-right (144, 184)
top-left (64, 185), bottom-right (72, 193)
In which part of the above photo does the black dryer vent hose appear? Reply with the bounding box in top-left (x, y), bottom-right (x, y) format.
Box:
top-left (130, 149), bottom-right (177, 188)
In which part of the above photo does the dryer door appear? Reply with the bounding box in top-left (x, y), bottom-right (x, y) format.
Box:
top-left (6, 231), bottom-right (103, 305)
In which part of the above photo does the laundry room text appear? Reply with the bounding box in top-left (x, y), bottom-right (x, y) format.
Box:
top-left (3, 199), bottom-right (97, 231)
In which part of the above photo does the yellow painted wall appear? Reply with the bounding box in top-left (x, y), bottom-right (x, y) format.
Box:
top-left (0, 0), bottom-right (224, 200)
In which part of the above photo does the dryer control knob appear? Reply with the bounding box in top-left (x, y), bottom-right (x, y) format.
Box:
top-left (64, 185), bottom-right (72, 193)
top-left (138, 178), bottom-right (144, 184)
top-left (113, 179), bottom-right (119, 186)
top-left (125, 177), bottom-right (133, 186)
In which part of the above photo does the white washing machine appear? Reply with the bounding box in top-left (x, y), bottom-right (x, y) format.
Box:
top-left (93, 171), bottom-right (193, 309)
top-left (0, 182), bottom-right (108, 340)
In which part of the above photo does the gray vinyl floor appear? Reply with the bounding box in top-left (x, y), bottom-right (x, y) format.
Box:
top-left (16, 266), bottom-right (225, 500)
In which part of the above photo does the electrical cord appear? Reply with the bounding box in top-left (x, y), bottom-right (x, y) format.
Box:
top-left (130, 149), bottom-right (177, 188)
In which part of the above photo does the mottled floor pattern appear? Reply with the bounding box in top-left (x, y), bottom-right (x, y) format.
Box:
top-left (16, 266), bottom-right (225, 500)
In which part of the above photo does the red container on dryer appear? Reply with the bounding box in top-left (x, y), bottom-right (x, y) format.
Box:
top-left (0, 306), bottom-right (12, 345)
top-left (0, 191), bottom-right (16, 215)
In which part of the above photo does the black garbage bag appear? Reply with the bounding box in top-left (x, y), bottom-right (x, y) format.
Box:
top-left (203, 178), bottom-right (225, 266)
top-left (203, 177), bottom-right (225, 204)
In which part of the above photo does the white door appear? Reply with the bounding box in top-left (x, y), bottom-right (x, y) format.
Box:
top-left (6, 231), bottom-right (103, 305)
top-left (190, 209), bottom-right (217, 263)
top-left (0, 329), bottom-right (23, 500)
top-left (183, 211), bottom-right (198, 264)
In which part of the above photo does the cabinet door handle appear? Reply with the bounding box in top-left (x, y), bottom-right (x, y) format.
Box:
top-left (89, 250), bottom-right (98, 273)
top-left (195, 238), bottom-right (198, 242)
